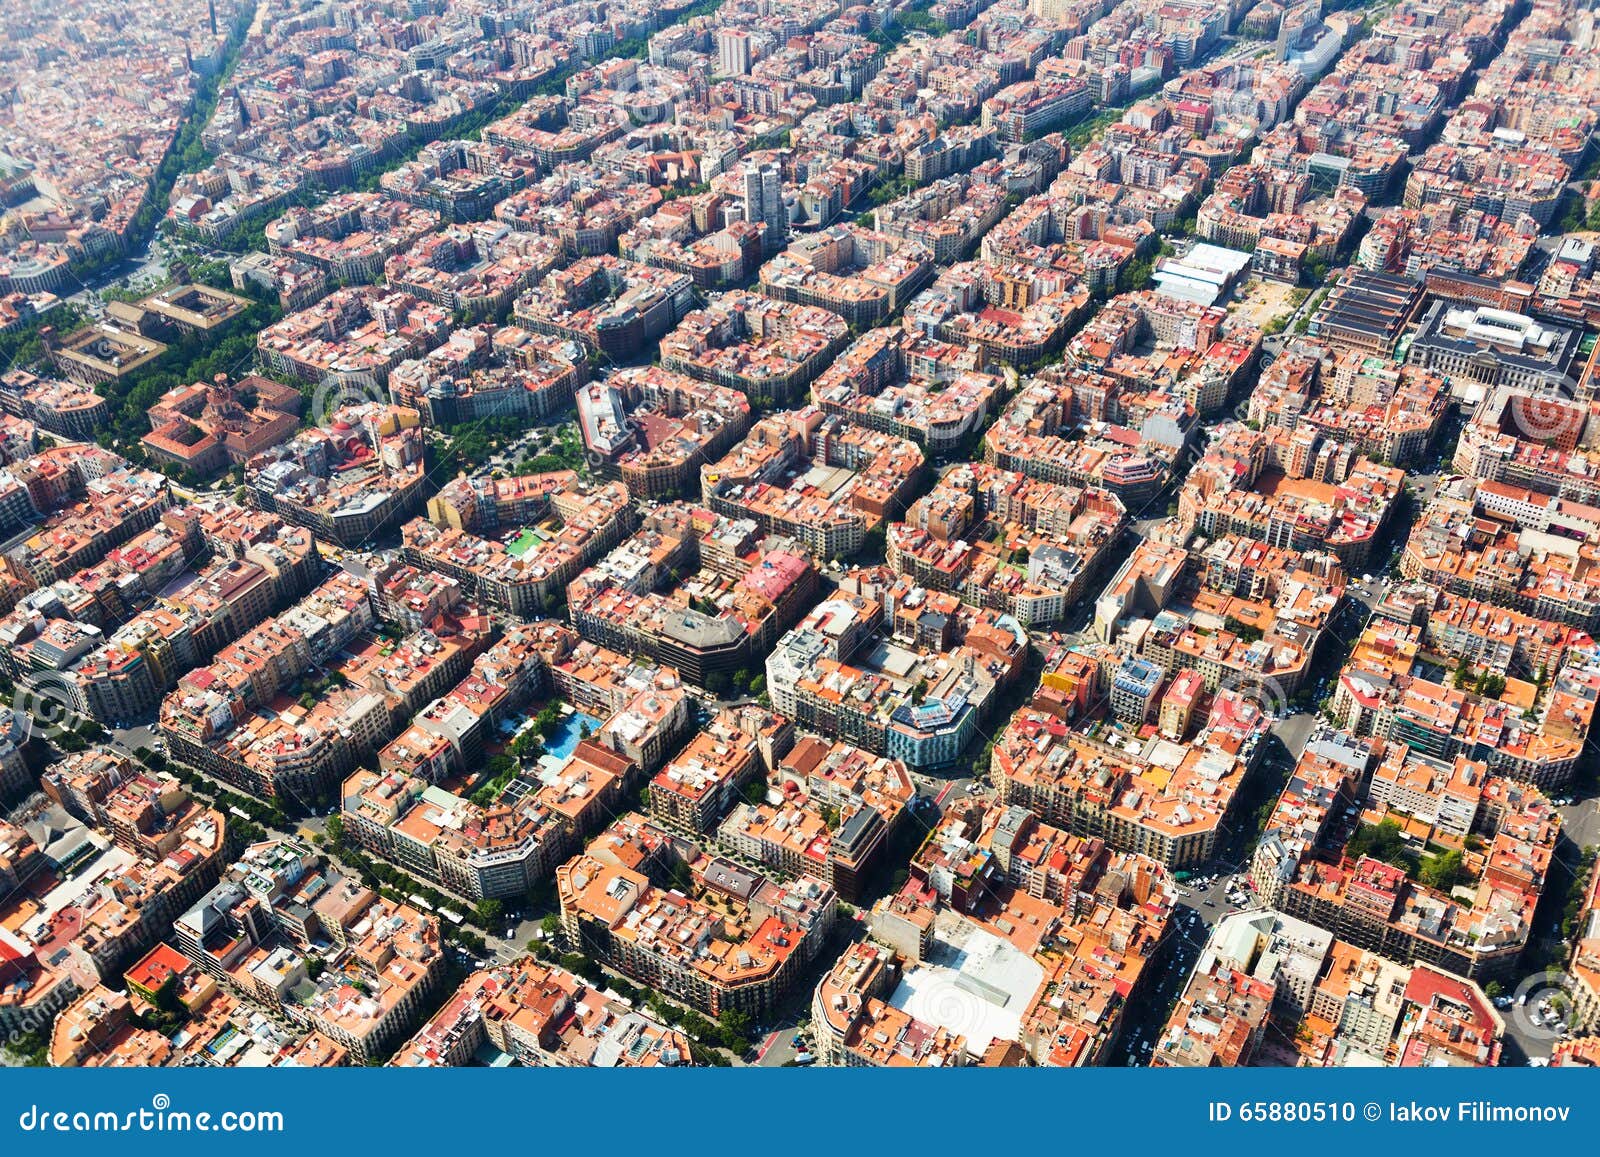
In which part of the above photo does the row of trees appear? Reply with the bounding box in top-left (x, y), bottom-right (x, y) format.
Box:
top-left (1450, 654), bottom-right (1506, 699)
top-left (67, 4), bottom-right (258, 285)
top-left (702, 668), bottom-right (766, 698)
top-left (578, 957), bottom-right (752, 1061)
top-left (539, 916), bottom-right (745, 1063)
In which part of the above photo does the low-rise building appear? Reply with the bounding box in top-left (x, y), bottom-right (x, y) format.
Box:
top-left (391, 957), bottom-right (693, 1067)
top-left (702, 410), bottom-right (925, 560)
top-left (557, 829), bottom-right (836, 1019)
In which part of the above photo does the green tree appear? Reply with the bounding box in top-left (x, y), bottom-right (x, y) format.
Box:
top-left (854, 524), bottom-right (887, 563)
top-left (534, 704), bottom-right (564, 737)
top-left (559, 952), bottom-right (604, 984)
top-left (715, 1009), bottom-right (753, 1054)
top-left (1117, 256), bottom-right (1155, 293)
top-left (559, 952), bottom-right (587, 975)
top-left (1418, 850), bottom-right (1470, 892)
top-left (1224, 616), bottom-right (1264, 644)
top-left (1346, 819), bottom-right (1416, 873)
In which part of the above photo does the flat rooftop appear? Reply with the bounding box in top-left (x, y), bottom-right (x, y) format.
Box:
top-left (888, 915), bottom-right (1044, 1057)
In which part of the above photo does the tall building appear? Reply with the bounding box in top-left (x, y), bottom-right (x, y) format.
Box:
top-left (743, 162), bottom-right (785, 255)
top-left (717, 29), bottom-right (752, 77)
top-left (1275, 0), bottom-right (1321, 60)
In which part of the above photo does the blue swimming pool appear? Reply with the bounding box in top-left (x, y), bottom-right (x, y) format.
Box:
top-left (544, 711), bottom-right (603, 760)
